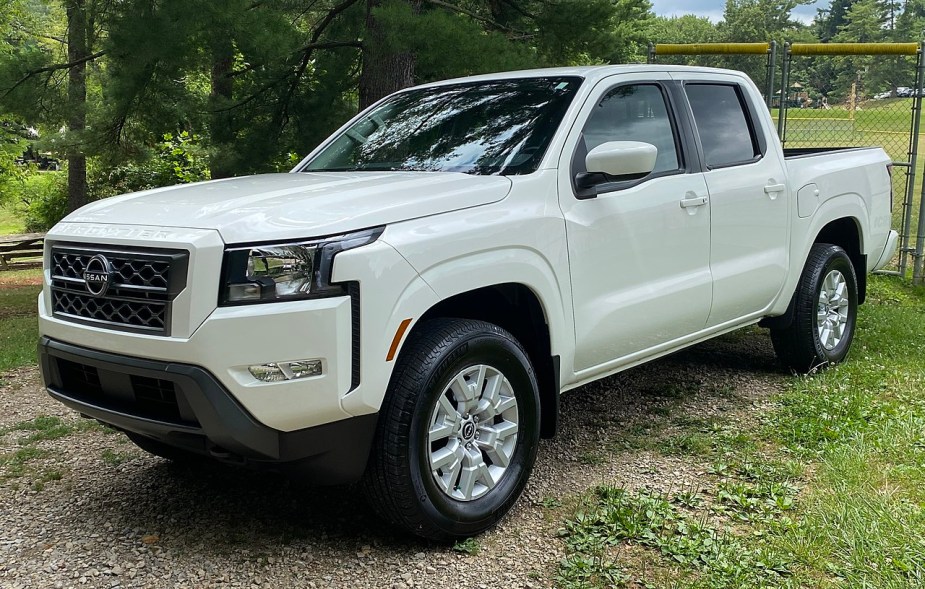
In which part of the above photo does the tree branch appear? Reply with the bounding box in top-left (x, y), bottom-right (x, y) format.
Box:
top-left (217, 0), bottom-right (363, 116)
top-left (15, 26), bottom-right (67, 45)
top-left (424, 0), bottom-right (527, 34)
top-left (273, 0), bottom-right (363, 130)
top-left (228, 40), bottom-right (362, 78)
top-left (2, 50), bottom-right (106, 98)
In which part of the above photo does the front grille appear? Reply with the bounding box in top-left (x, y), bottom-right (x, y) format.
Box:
top-left (53, 290), bottom-right (167, 330)
top-left (50, 244), bottom-right (188, 335)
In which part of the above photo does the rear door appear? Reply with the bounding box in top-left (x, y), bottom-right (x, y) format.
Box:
top-left (674, 73), bottom-right (791, 327)
top-left (558, 74), bottom-right (713, 373)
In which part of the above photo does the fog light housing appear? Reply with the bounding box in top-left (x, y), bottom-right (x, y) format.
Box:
top-left (248, 359), bottom-right (323, 382)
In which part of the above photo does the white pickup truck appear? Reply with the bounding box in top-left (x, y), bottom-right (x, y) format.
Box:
top-left (38, 65), bottom-right (897, 540)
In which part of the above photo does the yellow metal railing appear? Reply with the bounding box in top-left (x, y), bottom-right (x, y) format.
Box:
top-left (654, 43), bottom-right (771, 56)
top-left (789, 42), bottom-right (919, 56)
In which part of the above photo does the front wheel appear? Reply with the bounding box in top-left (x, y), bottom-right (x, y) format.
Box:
top-left (771, 243), bottom-right (858, 372)
top-left (363, 319), bottom-right (540, 541)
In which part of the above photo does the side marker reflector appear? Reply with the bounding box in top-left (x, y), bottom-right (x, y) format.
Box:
top-left (387, 318), bottom-right (413, 361)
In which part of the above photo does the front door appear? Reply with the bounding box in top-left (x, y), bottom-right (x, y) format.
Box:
top-left (559, 76), bottom-right (713, 374)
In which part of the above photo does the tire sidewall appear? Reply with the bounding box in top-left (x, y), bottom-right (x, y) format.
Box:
top-left (407, 332), bottom-right (540, 537)
top-left (808, 249), bottom-right (858, 364)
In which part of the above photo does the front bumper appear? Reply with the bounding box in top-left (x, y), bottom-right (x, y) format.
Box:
top-left (39, 337), bottom-right (377, 484)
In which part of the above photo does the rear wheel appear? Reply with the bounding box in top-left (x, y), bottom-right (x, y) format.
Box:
top-left (363, 318), bottom-right (540, 541)
top-left (771, 243), bottom-right (858, 372)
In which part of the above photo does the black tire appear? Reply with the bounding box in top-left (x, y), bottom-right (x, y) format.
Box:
top-left (125, 432), bottom-right (203, 463)
top-left (771, 243), bottom-right (858, 372)
top-left (363, 318), bottom-right (541, 541)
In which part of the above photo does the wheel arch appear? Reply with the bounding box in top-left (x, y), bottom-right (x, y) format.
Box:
top-left (408, 283), bottom-right (561, 439)
top-left (762, 214), bottom-right (866, 330)
top-left (812, 216), bottom-right (866, 304)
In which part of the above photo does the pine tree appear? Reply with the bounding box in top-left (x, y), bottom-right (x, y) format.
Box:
top-left (3, 0), bottom-right (658, 213)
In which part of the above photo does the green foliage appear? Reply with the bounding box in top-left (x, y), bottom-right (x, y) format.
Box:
top-left (649, 14), bottom-right (721, 48)
top-left (717, 0), bottom-right (815, 84)
top-left (0, 0), bottom-right (667, 198)
top-left (452, 537), bottom-right (481, 555)
top-left (21, 171), bottom-right (66, 232)
top-left (91, 131), bottom-right (210, 199)
top-left (0, 134), bottom-right (26, 198)
top-left (374, 0), bottom-right (536, 81)
top-left (558, 486), bottom-right (796, 588)
top-left (534, 0), bottom-right (653, 65)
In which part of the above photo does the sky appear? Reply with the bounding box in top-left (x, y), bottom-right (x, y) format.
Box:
top-left (650, 0), bottom-right (831, 24)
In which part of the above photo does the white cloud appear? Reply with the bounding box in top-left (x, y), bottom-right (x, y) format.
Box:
top-left (650, 0), bottom-right (830, 25)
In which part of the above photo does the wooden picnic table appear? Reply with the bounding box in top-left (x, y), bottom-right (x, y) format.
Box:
top-left (0, 233), bottom-right (45, 271)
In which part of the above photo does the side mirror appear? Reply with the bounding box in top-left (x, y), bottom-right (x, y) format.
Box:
top-left (585, 141), bottom-right (657, 179)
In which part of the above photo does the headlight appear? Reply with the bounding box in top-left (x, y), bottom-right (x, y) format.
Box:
top-left (220, 227), bottom-right (382, 305)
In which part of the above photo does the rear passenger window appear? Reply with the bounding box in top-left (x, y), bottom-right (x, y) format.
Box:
top-left (580, 84), bottom-right (680, 174)
top-left (685, 84), bottom-right (760, 168)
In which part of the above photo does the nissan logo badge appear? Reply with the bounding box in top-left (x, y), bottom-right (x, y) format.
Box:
top-left (83, 254), bottom-right (113, 297)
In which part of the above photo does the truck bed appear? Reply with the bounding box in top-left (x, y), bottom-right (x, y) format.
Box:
top-left (783, 145), bottom-right (893, 271)
top-left (783, 146), bottom-right (881, 159)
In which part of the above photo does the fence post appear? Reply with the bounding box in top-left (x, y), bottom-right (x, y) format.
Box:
top-left (914, 45), bottom-right (925, 284)
top-left (777, 42), bottom-right (791, 142)
top-left (765, 40), bottom-right (777, 108)
top-left (901, 42), bottom-right (925, 277)
top-left (648, 43), bottom-right (656, 65)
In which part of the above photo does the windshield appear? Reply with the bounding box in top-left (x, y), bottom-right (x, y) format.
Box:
top-left (302, 76), bottom-right (582, 176)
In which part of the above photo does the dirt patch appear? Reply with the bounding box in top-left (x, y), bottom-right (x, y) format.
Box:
top-left (0, 276), bottom-right (43, 287)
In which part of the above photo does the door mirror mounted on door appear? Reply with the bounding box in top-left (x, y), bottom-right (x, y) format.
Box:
top-left (575, 141), bottom-right (658, 193)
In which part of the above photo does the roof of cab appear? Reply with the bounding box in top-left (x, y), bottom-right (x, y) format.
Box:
top-left (411, 64), bottom-right (751, 90)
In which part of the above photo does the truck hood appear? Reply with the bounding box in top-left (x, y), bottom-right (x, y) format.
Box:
top-left (66, 172), bottom-right (512, 243)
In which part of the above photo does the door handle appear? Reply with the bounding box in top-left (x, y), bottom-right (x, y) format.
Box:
top-left (764, 183), bottom-right (786, 200)
top-left (680, 196), bottom-right (708, 208)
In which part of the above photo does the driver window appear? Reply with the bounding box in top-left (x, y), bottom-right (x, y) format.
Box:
top-left (576, 84), bottom-right (680, 175)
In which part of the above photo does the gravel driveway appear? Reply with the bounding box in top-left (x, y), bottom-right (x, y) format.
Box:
top-left (0, 329), bottom-right (785, 589)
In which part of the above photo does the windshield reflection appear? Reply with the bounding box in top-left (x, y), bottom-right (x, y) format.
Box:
top-left (304, 77), bottom-right (582, 175)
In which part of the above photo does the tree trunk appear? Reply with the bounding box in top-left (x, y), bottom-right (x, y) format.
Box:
top-left (209, 38), bottom-right (235, 179)
top-left (358, 0), bottom-right (417, 109)
top-left (66, 0), bottom-right (88, 213)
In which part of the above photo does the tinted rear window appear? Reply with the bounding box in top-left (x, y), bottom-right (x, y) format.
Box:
top-left (685, 84), bottom-right (759, 168)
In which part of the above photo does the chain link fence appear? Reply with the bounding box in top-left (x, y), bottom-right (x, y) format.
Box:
top-left (779, 43), bottom-right (925, 279)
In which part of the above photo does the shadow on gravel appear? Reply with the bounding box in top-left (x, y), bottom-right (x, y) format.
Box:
top-left (70, 460), bottom-right (425, 552)
top-left (555, 328), bottom-right (782, 426)
top-left (63, 329), bottom-right (785, 551)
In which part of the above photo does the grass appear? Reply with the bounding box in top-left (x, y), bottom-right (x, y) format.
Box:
top-left (0, 206), bottom-right (23, 235)
top-left (556, 275), bottom-right (925, 588)
top-left (101, 448), bottom-right (133, 466)
top-left (0, 282), bottom-right (41, 374)
top-left (0, 415), bottom-right (109, 486)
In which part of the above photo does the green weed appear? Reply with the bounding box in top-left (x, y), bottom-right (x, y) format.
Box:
top-left (452, 537), bottom-right (480, 556)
